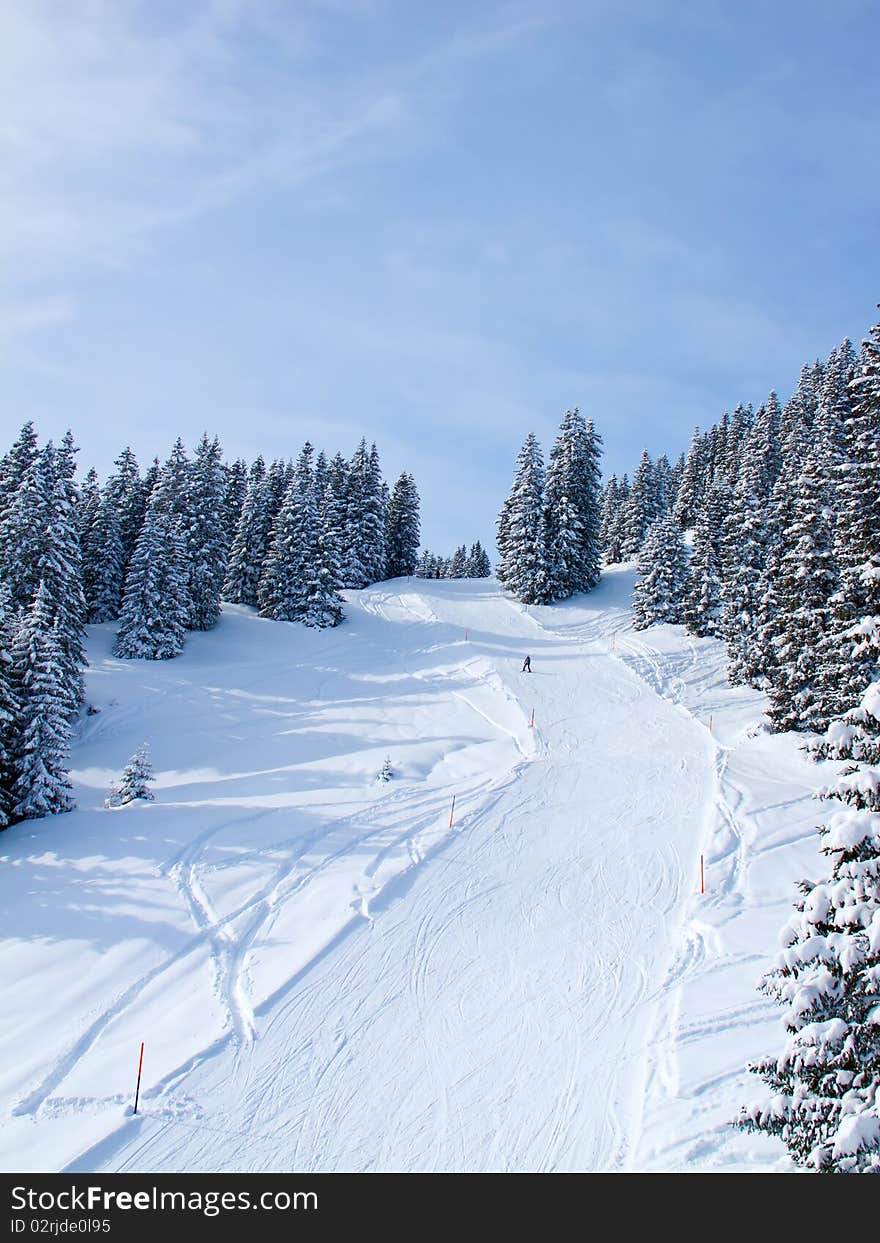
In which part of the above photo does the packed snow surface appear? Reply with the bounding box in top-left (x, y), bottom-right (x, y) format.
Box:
top-left (0, 570), bottom-right (827, 1171)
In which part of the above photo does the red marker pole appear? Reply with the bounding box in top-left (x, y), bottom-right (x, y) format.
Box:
top-left (449, 795), bottom-right (456, 829)
top-left (700, 855), bottom-right (705, 896)
top-left (133, 1041), bottom-right (145, 1115)
top-left (709, 715), bottom-right (714, 735)
top-left (529, 707), bottom-right (535, 729)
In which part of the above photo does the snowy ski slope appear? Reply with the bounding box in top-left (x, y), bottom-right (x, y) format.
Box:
top-left (0, 570), bottom-right (828, 1171)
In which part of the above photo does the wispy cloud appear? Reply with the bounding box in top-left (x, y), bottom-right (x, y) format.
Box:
top-left (0, 296), bottom-right (75, 354)
top-left (0, 0), bottom-right (412, 269)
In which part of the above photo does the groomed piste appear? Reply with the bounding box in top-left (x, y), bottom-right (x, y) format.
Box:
top-left (0, 569), bottom-right (826, 1172)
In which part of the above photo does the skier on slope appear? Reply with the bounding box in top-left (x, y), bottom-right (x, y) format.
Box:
top-left (522, 655), bottom-right (532, 673)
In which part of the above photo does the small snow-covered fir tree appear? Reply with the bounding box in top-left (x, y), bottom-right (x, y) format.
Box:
top-left (106, 744), bottom-right (155, 807)
top-left (632, 515), bottom-right (689, 630)
top-left (114, 508), bottom-right (190, 660)
top-left (11, 584), bottom-right (74, 819)
top-left (377, 756), bottom-right (393, 783)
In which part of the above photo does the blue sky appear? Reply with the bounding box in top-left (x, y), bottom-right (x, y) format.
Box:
top-left (1, 0), bottom-right (878, 553)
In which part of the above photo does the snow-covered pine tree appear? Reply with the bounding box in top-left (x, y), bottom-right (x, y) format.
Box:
top-left (264, 459), bottom-right (289, 531)
top-left (720, 486), bottom-right (771, 686)
top-left (141, 457), bottom-right (160, 507)
top-left (820, 319), bottom-right (880, 719)
top-left (85, 486), bottom-right (126, 623)
top-left (259, 445), bottom-right (313, 617)
top-left (341, 440), bottom-right (371, 589)
top-left (77, 467), bottom-right (101, 542)
top-left (35, 442), bottom-right (87, 715)
top-left (599, 474), bottom-right (621, 564)
top-left (107, 744), bottom-right (155, 806)
top-left (496, 433), bottom-right (548, 605)
top-left (260, 444), bottom-right (343, 627)
top-left (766, 446), bottom-right (839, 733)
top-left (684, 482), bottom-right (730, 637)
top-left (621, 450), bottom-right (663, 559)
top-left (673, 429), bottom-right (706, 530)
top-left (107, 447), bottom-right (145, 580)
top-left (224, 458), bottom-right (248, 548)
top-left (737, 394), bottom-right (782, 502)
top-left (313, 451), bottom-right (328, 505)
top-left (632, 515), bottom-right (690, 629)
top-left (377, 756), bottom-right (393, 783)
top-left (114, 507), bottom-right (190, 660)
top-left (467, 541), bottom-right (491, 577)
top-left (185, 433), bottom-right (227, 631)
top-left (364, 443), bottom-right (389, 584)
top-left (0, 446), bottom-right (51, 611)
top-left (448, 545), bottom-right (467, 577)
top-left (415, 549), bottom-right (435, 578)
top-left (223, 457), bottom-right (270, 607)
top-left (0, 422), bottom-right (39, 529)
top-left (753, 399), bottom-right (814, 689)
top-left (542, 409), bottom-right (603, 598)
top-left (739, 648), bottom-right (880, 1170)
top-left (0, 588), bottom-right (18, 828)
top-left (10, 583), bottom-right (74, 818)
top-left (385, 472), bottom-right (421, 578)
top-left (653, 453), bottom-right (674, 514)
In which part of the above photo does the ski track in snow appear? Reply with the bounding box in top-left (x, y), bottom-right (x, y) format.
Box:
top-left (0, 569), bottom-right (824, 1172)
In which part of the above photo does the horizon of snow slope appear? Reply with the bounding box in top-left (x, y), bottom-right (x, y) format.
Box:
top-left (0, 569), bottom-right (827, 1172)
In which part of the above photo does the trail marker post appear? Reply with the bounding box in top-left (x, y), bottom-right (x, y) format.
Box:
top-left (449, 795), bottom-right (456, 829)
top-left (529, 707), bottom-right (535, 729)
top-left (709, 715), bottom-right (714, 735)
top-left (465, 629), bottom-right (468, 642)
top-left (133, 1041), bottom-right (145, 1115)
top-left (700, 855), bottom-right (705, 896)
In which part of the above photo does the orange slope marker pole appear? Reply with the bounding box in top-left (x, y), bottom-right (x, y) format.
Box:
top-left (529, 706), bottom-right (535, 729)
top-left (449, 795), bottom-right (456, 829)
top-left (133, 1041), bottom-right (145, 1115)
top-left (700, 855), bottom-right (705, 895)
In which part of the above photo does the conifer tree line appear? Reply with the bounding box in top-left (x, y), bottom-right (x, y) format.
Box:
top-left (603, 310), bottom-right (880, 1172)
top-left (0, 424), bottom-right (420, 827)
top-left (496, 408), bottom-right (604, 604)
top-left (415, 542), bottom-right (491, 580)
top-left (603, 325), bottom-right (875, 741)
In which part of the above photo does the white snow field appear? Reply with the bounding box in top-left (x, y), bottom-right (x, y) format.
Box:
top-left (0, 569), bottom-right (831, 1172)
